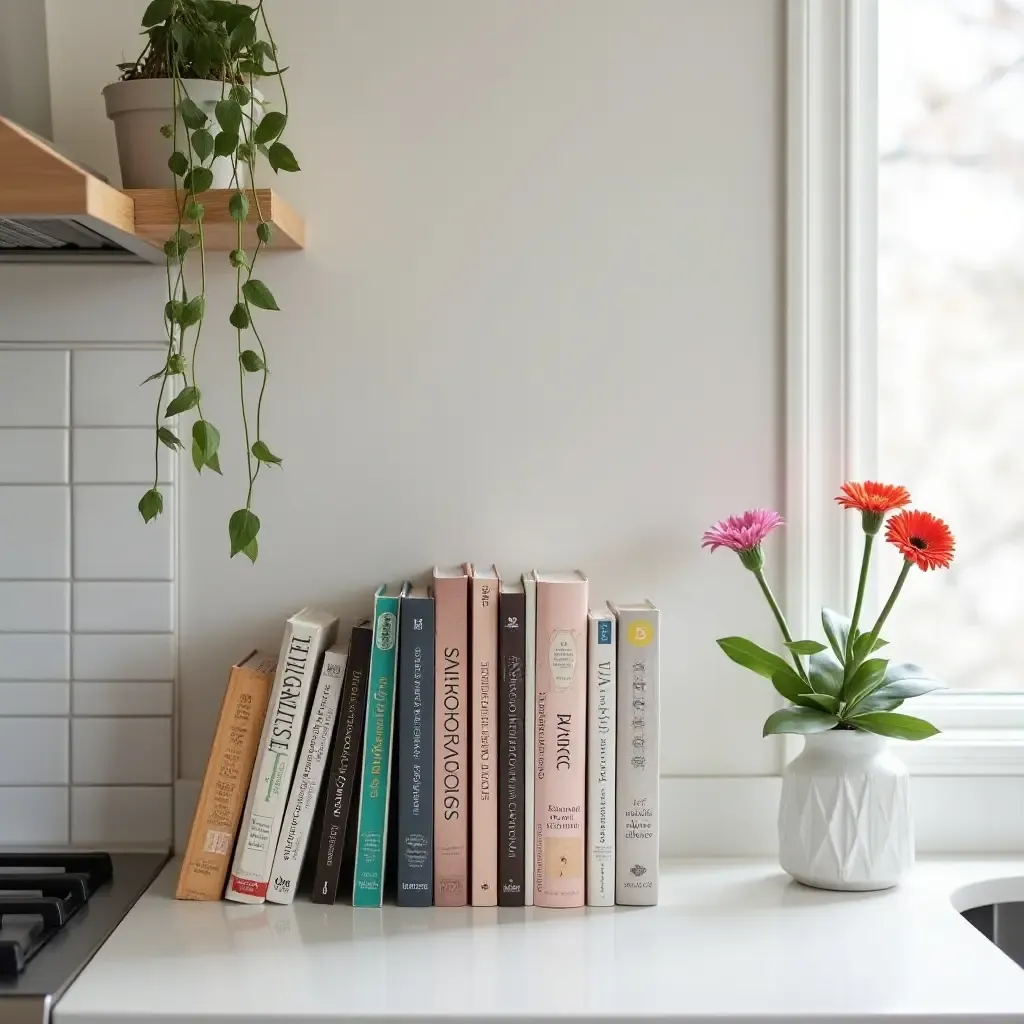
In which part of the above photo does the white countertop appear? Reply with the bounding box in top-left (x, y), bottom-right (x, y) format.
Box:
top-left (54, 857), bottom-right (1024, 1023)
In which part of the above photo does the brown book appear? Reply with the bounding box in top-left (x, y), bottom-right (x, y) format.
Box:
top-left (175, 650), bottom-right (278, 901)
top-left (433, 565), bottom-right (470, 906)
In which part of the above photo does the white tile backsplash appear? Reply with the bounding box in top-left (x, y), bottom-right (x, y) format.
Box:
top-left (0, 429), bottom-right (68, 483)
top-left (73, 485), bottom-right (174, 580)
top-left (0, 787), bottom-right (68, 845)
top-left (0, 581), bottom-right (70, 631)
top-left (72, 582), bottom-right (173, 633)
top-left (0, 682), bottom-right (71, 716)
top-left (0, 351), bottom-right (69, 427)
top-left (72, 717), bottom-right (172, 785)
top-left (72, 786), bottom-right (172, 847)
top-left (73, 681), bottom-right (173, 717)
top-left (72, 350), bottom-right (172, 428)
top-left (0, 486), bottom-right (70, 578)
top-left (72, 428), bottom-right (173, 484)
top-left (72, 633), bottom-right (175, 681)
top-left (0, 634), bottom-right (70, 680)
top-left (0, 718), bottom-right (68, 783)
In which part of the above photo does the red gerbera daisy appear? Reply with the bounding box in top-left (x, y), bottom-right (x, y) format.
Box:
top-left (885, 510), bottom-right (955, 571)
top-left (835, 481), bottom-right (912, 514)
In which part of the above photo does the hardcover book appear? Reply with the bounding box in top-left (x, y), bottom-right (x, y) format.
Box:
top-left (175, 650), bottom-right (278, 901)
top-left (311, 620), bottom-right (373, 905)
top-left (266, 646), bottom-right (347, 904)
top-left (522, 571), bottom-right (537, 906)
top-left (532, 570), bottom-right (588, 908)
top-left (470, 564), bottom-right (500, 906)
top-left (586, 607), bottom-right (617, 907)
top-left (352, 582), bottom-right (409, 907)
top-left (611, 600), bottom-right (660, 906)
top-left (396, 585), bottom-right (436, 907)
top-left (226, 608), bottom-right (339, 903)
top-left (498, 580), bottom-right (526, 907)
top-left (432, 565), bottom-right (469, 907)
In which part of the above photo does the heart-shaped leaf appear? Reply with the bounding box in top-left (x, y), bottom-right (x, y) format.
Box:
top-left (230, 84), bottom-right (251, 105)
top-left (138, 488), bottom-right (163, 523)
top-left (251, 440), bottom-right (282, 466)
top-left (242, 279), bottom-right (279, 310)
top-left (183, 166), bottom-right (214, 194)
top-left (185, 200), bottom-right (205, 222)
top-left (229, 16), bottom-right (256, 51)
top-left (179, 96), bottom-right (208, 131)
top-left (165, 386), bottom-right (200, 418)
top-left (191, 128), bottom-right (214, 161)
top-left (785, 640), bottom-right (828, 656)
top-left (821, 608), bottom-right (851, 664)
top-left (762, 706), bottom-right (838, 738)
top-left (240, 349), bottom-right (265, 371)
top-left (808, 649), bottom-right (844, 698)
top-left (717, 637), bottom-right (794, 681)
top-left (229, 508), bottom-right (260, 557)
top-left (253, 111), bottom-right (287, 146)
top-left (228, 191), bottom-right (249, 222)
top-left (268, 141), bottom-right (300, 172)
top-left (158, 427), bottom-right (183, 451)
top-left (848, 712), bottom-right (940, 741)
top-left (214, 130), bottom-right (238, 158)
top-left (167, 150), bottom-right (188, 177)
top-left (192, 419), bottom-right (220, 471)
top-left (215, 99), bottom-right (243, 137)
top-left (141, 0), bottom-right (173, 28)
top-left (179, 296), bottom-right (205, 328)
top-left (256, 221), bottom-right (274, 244)
top-left (229, 302), bottom-right (250, 329)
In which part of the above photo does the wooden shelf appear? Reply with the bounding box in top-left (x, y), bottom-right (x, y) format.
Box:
top-left (126, 188), bottom-right (305, 252)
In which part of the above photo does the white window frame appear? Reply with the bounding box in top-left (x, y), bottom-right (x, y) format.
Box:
top-left (786, 0), bottom-right (1024, 776)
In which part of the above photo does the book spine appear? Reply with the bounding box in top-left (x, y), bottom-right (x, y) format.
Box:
top-left (433, 575), bottom-right (468, 906)
top-left (352, 595), bottom-right (403, 907)
top-left (311, 623), bottom-right (372, 905)
top-left (615, 607), bottom-right (660, 905)
top-left (522, 575), bottom-right (536, 906)
top-left (498, 590), bottom-right (527, 906)
top-left (397, 594), bottom-right (436, 907)
top-left (266, 650), bottom-right (346, 904)
top-left (175, 654), bottom-right (276, 900)
top-left (587, 616), bottom-right (616, 906)
top-left (471, 574), bottom-right (498, 906)
top-left (534, 577), bottom-right (588, 908)
top-left (226, 622), bottom-right (329, 903)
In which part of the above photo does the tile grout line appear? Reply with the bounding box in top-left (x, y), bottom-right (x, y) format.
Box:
top-left (67, 348), bottom-right (74, 841)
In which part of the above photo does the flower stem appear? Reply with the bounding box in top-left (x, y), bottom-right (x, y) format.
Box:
top-left (753, 568), bottom-right (807, 681)
top-left (864, 559), bottom-right (913, 652)
top-left (845, 532), bottom-right (874, 669)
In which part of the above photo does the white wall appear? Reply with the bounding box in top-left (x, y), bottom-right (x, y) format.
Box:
top-left (0, 0), bottom-right (51, 136)
top-left (2, 0), bottom-right (784, 785)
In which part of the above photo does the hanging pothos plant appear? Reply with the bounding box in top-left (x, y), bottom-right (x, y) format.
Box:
top-left (122, 0), bottom-right (298, 561)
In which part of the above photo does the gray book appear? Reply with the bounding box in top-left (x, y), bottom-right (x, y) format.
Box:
top-left (610, 600), bottom-right (659, 905)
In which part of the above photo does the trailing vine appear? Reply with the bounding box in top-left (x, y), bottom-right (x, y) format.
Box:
top-left (124, 0), bottom-right (296, 561)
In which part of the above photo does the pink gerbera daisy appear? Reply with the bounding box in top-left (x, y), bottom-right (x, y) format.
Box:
top-left (702, 508), bottom-right (784, 571)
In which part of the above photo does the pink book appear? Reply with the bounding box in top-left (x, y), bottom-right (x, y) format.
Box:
top-left (470, 564), bottom-right (500, 906)
top-left (533, 570), bottom-right (589, 908)
top-left (433, 565), bottom-right (470, 907)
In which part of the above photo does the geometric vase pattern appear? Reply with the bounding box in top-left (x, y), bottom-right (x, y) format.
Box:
top-left (779, 731), bottom-right (914, 891)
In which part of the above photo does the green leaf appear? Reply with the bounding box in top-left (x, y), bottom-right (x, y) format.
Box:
top-left (236, 141), bottom-right (255, 162)
top-left (229, 17), bottom-right (257, 50)
top-left (167, 353), bottom-right (186, 374)
top-left (185, 201), bottom-right (205, 221)
top-left (167, 150), bottom-right (188, 177)
top-left (158, 427), bottom-right (183, 451)
top-left (163, 299), bottom-right (184, 323)
top-left (770, 668), bottom-right (819, 708)
top-left (229, 248), bottom-right (249, 269)
top-left (763, 706), bottom-right (838, 738)
top-left (242, 279), bottom-right (279, 310)
top-left (206, 451), bottom-right (222, 475)
top-left (191, 438), bottom-right (204, 473)
top-left (268, 141), bottom-right (300, 172)
top-left (214, 130), bottom-right (238, 158)
top-left (192, 419), bottom-right (221, 469)
top-left (179, 295), bottom-right (205, 328)
top-left (179, 96), bottom-right (208, 131)
top-left (183, 166), bottom-right (214, 194)
top-left (229, 508), bottom-right (261, 557)
top-left (253, 40), bottom-right (277, 62)
top-left (799, 693), bottom-right (841, 714)
top-left (141, 0), bottom-right (173, 28)
top-left (191, 128), bottom-right (214, 162)
top-left (138, 488), bottom-right (163, 523)
top-left (855, 664), bottom-right (944, 714)
top-left (253, 111), bottom-right (287, 146)
top-left (784, 640), bottom-right (828, 656)
top-left (251, 440), bottom-right (282, 466)
top-left (852, 631), bottom-right (889, 665)
top-left (821, 608), bottom-right (851, 664)
top-left (808, 649), bottom-right (844, 698)
top-left (241, 537), bottom-right (258, 562)
top-left (164, 386), bottom-right (200, 418)
top-left (170, 21), bottom-right (191, 53)
top-left (228, 191), bottom-right (249, 222)
top-left (240, 349), bottom-right (265, 371)
top-left (229, 303), bottom-right (250, 329)
top-left (716, 637), bottom-right (794, 681)
top-left (215, 99), bottom-right (243, 137)
top-left (841, 657), bottom-right (890, 712)
top-left (849, 712), bottom-right (940, 742)
top-left (230, 84), bottom-right (251, 105)
top-left (159, 123), bottom-right (174, 139)
top-left (237, 58), bottom-right (265, 77)
top-left (256, 221), bottom-right (274, 244)
top-left (174, 228), bottom-right (192, 251)
top-left (141, 365), bottom-right (168, 385)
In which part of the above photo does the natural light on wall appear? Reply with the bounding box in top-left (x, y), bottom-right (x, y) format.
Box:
top-left (878, 0), bottom-right (1024, 691)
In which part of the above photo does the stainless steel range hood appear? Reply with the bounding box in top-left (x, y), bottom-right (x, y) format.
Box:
top-left (0, 116), bottom-right (163, 264)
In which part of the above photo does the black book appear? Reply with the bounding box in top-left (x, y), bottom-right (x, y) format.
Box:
top-left (396, 586), bottom-right (435, 906)
top-left (311, 619), bottom-right (373, 905)
top-left (498, 581), bottom-right (526, 906)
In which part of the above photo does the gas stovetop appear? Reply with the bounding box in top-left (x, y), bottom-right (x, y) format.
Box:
top-left (0, 851), bottom-right (168, 1024)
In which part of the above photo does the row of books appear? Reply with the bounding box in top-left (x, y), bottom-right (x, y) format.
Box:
top-left (175, 566), bottom-right (660, 909)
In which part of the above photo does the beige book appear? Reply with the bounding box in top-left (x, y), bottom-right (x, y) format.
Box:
top-left (175, 650), bottom-right (278, 901)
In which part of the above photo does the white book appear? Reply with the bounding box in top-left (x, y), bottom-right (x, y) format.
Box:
top-left (610, 600), bottom-right (659, 906)
top-left (586, 607), bottom-right (616, 906)
top-left (225, 607), bottom-right (339, 904)
top-left (521, 572), bottom-right (537, 906)
top-left (266, 646), bottom-right (348, 904)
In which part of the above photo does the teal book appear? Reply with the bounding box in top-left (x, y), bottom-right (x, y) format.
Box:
top-left (352, 581), bottom-right (409, 907)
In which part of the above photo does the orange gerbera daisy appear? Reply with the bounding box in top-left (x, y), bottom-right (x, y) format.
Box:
top-left (835, 481), bottom-right (912, 514)
top-left (885, 509), bottom-right (955, 571)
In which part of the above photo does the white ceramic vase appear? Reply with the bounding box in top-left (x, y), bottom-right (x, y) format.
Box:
top-left (103, 79), bottom-right (263, 189)
top-left (778, 730), bottom-right (914, 891)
